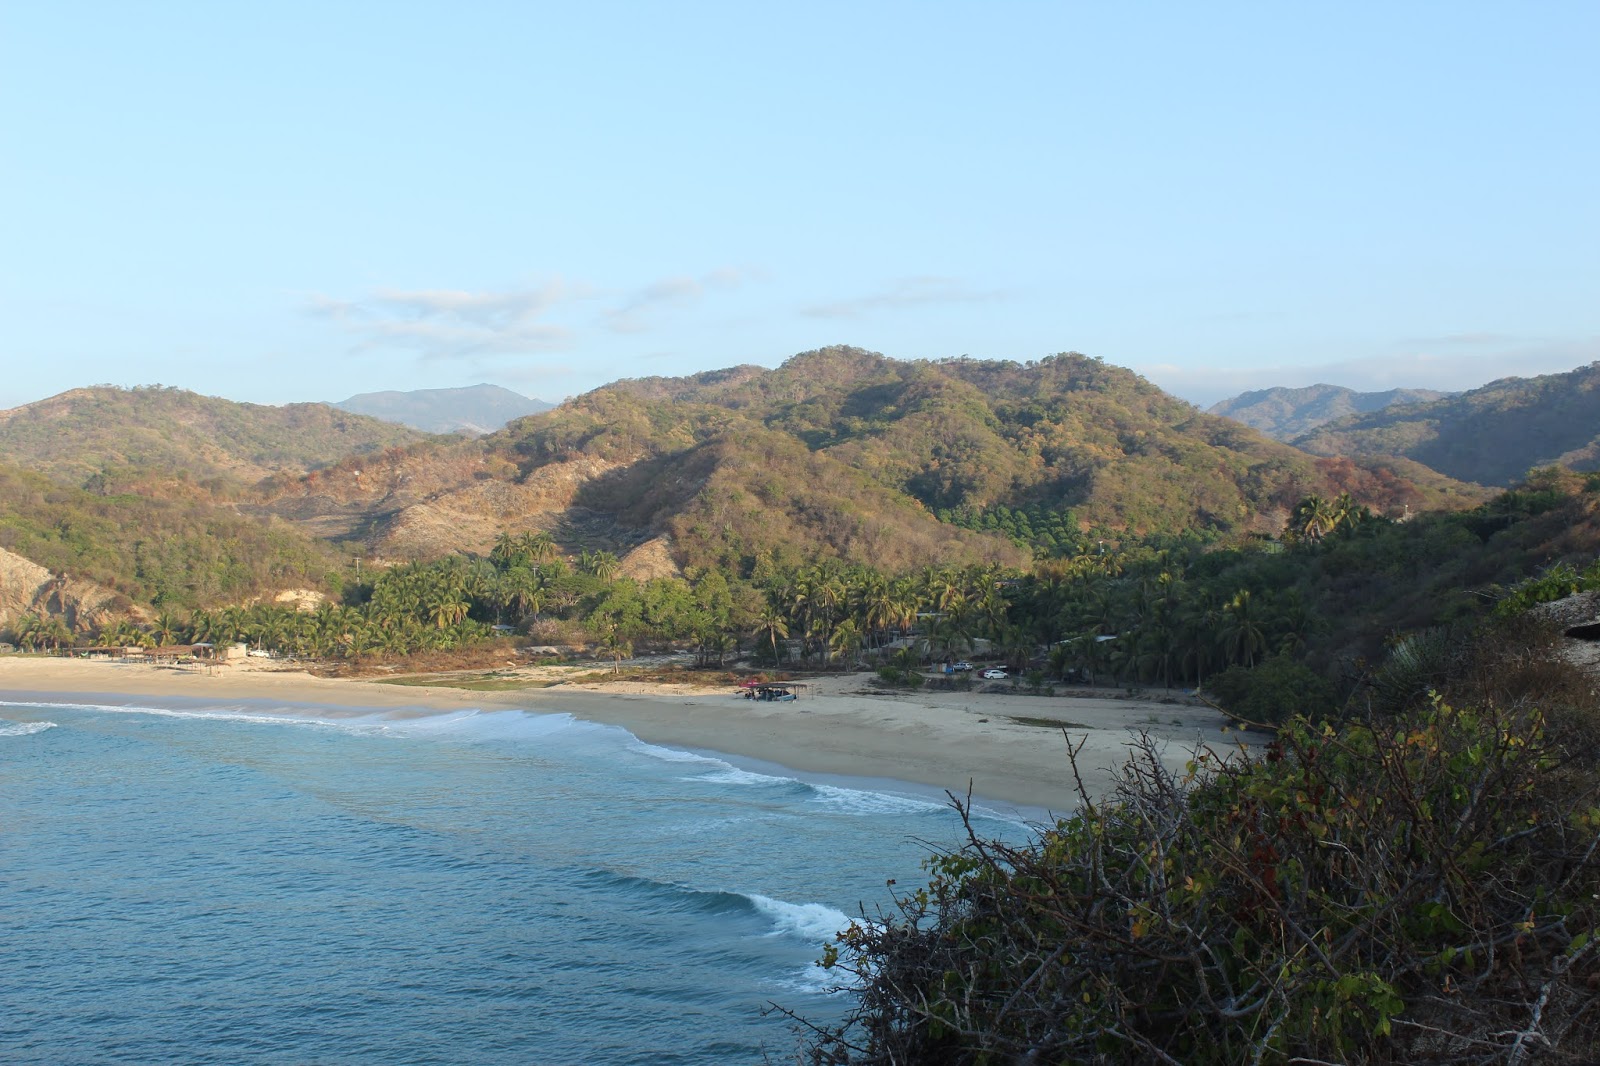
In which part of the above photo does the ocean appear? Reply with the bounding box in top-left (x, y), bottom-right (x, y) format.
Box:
top-left (0, 694), bottom-right (1036, 1064)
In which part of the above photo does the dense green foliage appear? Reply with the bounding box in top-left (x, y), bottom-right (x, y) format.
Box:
top-left (805, 693), bottom-right (1600, 1063)
top-left (1295, 362), bottom-right (1600, 486)
top-left (788, 465), bottom-right (1600, 1063)
top-left (0, 463), bottom-right (341, 609)
top-left (935, 503), bottom-right (1099, 557)
top-left (14, 467), bottom-right (1595, 713)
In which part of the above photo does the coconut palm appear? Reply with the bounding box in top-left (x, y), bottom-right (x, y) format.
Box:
top-left (751, 605), bottom-right (789, 666)
top-left (1218, 589), bottom-right (1267, 668)
top-left (829, 618), bottom-right (864, 667)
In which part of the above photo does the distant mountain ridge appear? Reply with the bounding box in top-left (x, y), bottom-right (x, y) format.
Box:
top-left (1209, 384), bottom-right (1449, 440)
top-left (0, 350), bottom-right (1495, 626)
top-left (333, 383), bottom-right (553, 435)
top-left (260, 347), bottom-right (1485, 569)
top-left (0, 385), bottom-right (429, 484)
top-left (1291, 363), bottom-right (1600, 486)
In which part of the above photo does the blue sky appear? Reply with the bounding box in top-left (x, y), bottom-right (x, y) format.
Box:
top-left (2, 2), bottom-right (1595, 410)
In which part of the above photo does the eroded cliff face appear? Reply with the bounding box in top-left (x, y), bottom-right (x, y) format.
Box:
top-left (0, 546), bottom-right (130, 635)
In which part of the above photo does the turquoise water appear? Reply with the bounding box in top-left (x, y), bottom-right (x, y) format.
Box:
top-left (0, 693), bottom-right (1033, 1064)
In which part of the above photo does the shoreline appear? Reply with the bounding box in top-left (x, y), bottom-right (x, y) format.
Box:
top-left (0, 656), bottom-right (1246, 813)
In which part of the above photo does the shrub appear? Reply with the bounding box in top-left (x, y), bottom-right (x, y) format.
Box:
top-left (874, 665), bottom-right (924, 689)
top-left (1204, 653), bottom-right (1339, 724)
top-left (799, 700), bottom-right (1600, 1064)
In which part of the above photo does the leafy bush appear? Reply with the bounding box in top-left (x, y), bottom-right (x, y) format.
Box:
top-left (801, 701), bottom-right (1600, 1064)
top-left (874, 665), bottom-right (925, 689)
top-left (1494, 560), bottom-right (1600, 618)
top-left (1203, 653), bottom-right (1339, 724)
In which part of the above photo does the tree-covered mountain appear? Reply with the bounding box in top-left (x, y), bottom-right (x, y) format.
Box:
top-left (0, 349), bottom-right (1492, 625)
top-left (332, 383), bottom-right (554, 435)
top-left (1209, 383), bottom-right (1448, 439)
top-left (1292, 362), bottom-right (1600, 486)
top-left (0, 385), bottom-right (430, 486)
top-left (462, 347), bottom-right (1481, 567)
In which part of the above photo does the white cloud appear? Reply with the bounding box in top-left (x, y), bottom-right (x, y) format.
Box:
top-left (801, 276), bottom-right (1006, 319)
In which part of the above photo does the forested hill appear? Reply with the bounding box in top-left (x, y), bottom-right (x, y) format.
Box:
top-left (0, 385), bottom-right (430, 485)
top-left (1292, 362), bottom-right (1600, 486)
top-left (0, 353), bottom-right (1490, 604)
top-left (461, 347), bottom-right (1481, 572)
top-left (1209, 383), bottom-right (1448, 439)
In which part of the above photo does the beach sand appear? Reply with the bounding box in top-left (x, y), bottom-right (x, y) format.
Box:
top-left (0, 655), bottom-right (1249, 813)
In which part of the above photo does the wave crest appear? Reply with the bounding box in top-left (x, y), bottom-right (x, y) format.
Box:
top-left (0, 719), bottom-right (57, 737)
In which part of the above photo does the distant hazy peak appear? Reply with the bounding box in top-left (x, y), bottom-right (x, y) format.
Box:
top-left (1209, 383), bottom-right (1449, 440)
top-left (332, 383), bottom-right (554, 435)
top-left (1290, 361), bottom-right (1600, 487)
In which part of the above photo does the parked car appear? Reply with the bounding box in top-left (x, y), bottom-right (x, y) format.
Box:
top-left (951, 661), bottom-right (973, 672)
top-left (981, 668), bottom-right (1008, 680)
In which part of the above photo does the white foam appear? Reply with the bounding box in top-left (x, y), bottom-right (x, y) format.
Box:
top-left (376, 708), bottom-right (592, 740)
top-left (0, 699), bottom-right (352, 731)
top-left (0, 699), bottom-right (612, 748)
top-left (746, 893), bottom-right (855, 944)
top-left (773, 963), bottom-right (854, 997)
top-left (808, 783), bottom-right (948, 816)
top-left (629, 739), bottom-right (731, 767)
top-left (0, 720), bottom-right (56, 737)
top-left (696, 766), bottom-right (794, 787)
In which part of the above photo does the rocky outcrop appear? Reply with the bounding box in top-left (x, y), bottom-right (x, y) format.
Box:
top-left (0, 546), bottom-right (130, 635)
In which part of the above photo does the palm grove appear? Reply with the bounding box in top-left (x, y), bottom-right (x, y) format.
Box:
top-left (9, 472), bottom-right (1588, 718)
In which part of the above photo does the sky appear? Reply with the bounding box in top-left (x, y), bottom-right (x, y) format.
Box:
top-left (2, 2), bottom-right (1596, 411)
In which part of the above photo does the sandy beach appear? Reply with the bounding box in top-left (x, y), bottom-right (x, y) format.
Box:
top-left (0, 655), bottom-right (1248, 813)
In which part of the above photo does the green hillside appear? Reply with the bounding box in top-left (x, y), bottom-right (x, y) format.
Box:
top-left (0, 462), bottom-right (342, 609)
top-left (486, 348), bottom-right (1483, 573)
top-left (0, 385), bottom-right (432, 486)
top-left (1293, 363), bottom-right (1600, 486)
top-left (0, 350), bottom-right (1494, 618)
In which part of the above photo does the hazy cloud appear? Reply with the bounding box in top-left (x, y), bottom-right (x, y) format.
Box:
top-left (801, 276), bottom-right (1006, 319)
top-left (310, 281), bottom-right (579, 360)
top-left (1402, 331), bottom-right (1521, 347)
top-left (602, 267), bottom-right (760, 334)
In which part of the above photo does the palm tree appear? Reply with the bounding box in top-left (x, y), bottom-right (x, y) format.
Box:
top-left (1218, 589), bottom-right (1267, 668)
top-left (489, 531), bottom-right (524, 570)
top-left (829, 618), bottom-right (863, 668)
top-left (859, 574), bottom-right (896, 650)
top-left (22, 615), bottom-right (74, 653)
top-left (526, 531), bottom-right (560, 564)
top-left (503, 566), bottom-right (544, 623)
top-left (151, 611), bottom-right (184, 646)
top-left (219, 605), bottom-right (250, 643)
top-left (751, 605), bottom-right (790, 666)
top-left (1290, 495), bottom-right (1337, 544)
top-left (579, 550), bottom-right (621, 580)
top-left (12, 613), bottom-right (43, 651)
top-left (426, 591), bottom-right (470, 630)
